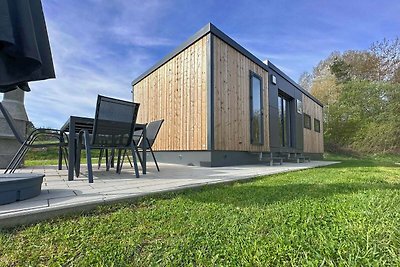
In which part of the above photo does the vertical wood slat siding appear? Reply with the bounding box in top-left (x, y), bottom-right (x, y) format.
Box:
top-left (213, 36), bottom-right (270, 152)
top-left (303, 94), bottom-right (324, 153)
top-left (133, 35), bottom-right (208, 151)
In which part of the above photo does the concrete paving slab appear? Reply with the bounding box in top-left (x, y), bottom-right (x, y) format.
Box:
top-left (0, 161), bottom-right (338, 227)
top-left (0, 199), bottom-right (48, 215)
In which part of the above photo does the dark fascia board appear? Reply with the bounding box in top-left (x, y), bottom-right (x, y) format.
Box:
top-left (268, 62), bottom-right (323, 107)
top-left (131, 22), bottom-right (323, 107)
top-left (208, 24), bottom-right (323, 107)
top-left (209, 24), bottom-right (271, 74)
top-left (131, 23), bottom-right (212, 86)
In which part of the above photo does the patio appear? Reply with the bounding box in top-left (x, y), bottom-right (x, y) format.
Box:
top-left (0, 161), bottom-right (338, 227)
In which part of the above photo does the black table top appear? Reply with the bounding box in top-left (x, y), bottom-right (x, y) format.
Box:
top-left (60, 116), bottom-right (94, 133)
top-left (60, 116), bottom-right (146, 133)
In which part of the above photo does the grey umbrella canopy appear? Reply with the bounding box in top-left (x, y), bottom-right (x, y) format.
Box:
top-left (0, 0), bottom-right (55, 93)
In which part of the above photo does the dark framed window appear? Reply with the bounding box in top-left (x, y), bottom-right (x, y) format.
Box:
top-left (296, 99), bottom-right (303, 114)
top-left (250, 72), bottom-right (263, 145)
top-left (304, 113), bottom-right (311, 130)
top-left (314, 118), bottom-right (321, 133)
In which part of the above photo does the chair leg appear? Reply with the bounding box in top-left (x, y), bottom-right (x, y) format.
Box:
top-left (12, 133), bottom-right (46, 172)
top-left (8, 133), bottom-right (44, 173)
top-left (116, 149), bottom-right (122, 174)
top-left (4, 142), bottom-right (26, 173)
top-left (149, 146), bottom-right (160, 172)
top-left (82, 131), bottom-right (93, 183)
top-left (132, 140), bottom-right (143, 168)
top-left (98, 148), bottom-right (104, 169)
top-left (120, 149), bottom-right (127, 172)
top-left (130, 144), bottom-right (140, 178)
top-left (6, 146), bottom-right (25, 173)
top-left (125, 150), bottom-right (133, 167)
top-left (110, 148), bottom-right (115, 168)
top-left (75, 137), bottom-right (82, 178)
top-left (106, 149), bottom-right (111, 171)
top-left (63, 147), bottom-right (69, 170)
top-left (10, 144), bottom-right (31, 173)
top-left (8, 136), bottom-right (35, 173)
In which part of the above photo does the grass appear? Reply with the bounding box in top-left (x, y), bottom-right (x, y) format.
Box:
top-left (1, 154), bottom-right (400, 266)
top-left (24, 146), bottom-right (101, 166)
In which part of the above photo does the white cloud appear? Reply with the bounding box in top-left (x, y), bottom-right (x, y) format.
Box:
top-left (25, 0), bottom-right (175, 128)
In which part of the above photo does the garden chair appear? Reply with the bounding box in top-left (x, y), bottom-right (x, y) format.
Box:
top-left (75, 95), bottom-right (140, 183)
top-left (0, 102), bottom-right (69, 173)
top-left (124, 119), bottom-right (164, 172)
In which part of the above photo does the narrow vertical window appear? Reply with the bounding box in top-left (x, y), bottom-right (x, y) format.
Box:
top-left (250, 72), bottom-right (263, 145)
top-left (314, 118), bottom-right (321, 133)
top-left (304, 114), bottom-right (311, 130)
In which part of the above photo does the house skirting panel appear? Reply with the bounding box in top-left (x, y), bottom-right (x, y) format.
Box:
top-left (151, 151), bottom-right (324, 167)
top-left (153, 151), bottom-right (266, 167)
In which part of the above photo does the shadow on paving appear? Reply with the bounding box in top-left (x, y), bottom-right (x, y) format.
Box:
top-left (185, 181), bottom-right (400, 208)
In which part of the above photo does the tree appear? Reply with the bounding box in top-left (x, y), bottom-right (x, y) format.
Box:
top-left (340, 51), bottom-right (380, 81)
top-left (370, 37), bottom-right (400, 82)
top-left (304, 37), bottom-right (400, 154)
top-left (330, 58), bottom-right (351, 83)
top-left (298, 71), bottom-right (313, 92)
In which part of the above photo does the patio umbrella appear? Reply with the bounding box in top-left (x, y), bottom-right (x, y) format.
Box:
top-left (0, 0), bottom-right (55, 205)
top-left (0, 0), bottom-right (55, 92)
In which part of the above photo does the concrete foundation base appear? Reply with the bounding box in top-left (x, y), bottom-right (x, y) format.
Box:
top-left (152, 151), bottom-right (324, 167)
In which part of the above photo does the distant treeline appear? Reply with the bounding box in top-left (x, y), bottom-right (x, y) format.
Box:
top-left (299, 38), bottom-right (400, 154)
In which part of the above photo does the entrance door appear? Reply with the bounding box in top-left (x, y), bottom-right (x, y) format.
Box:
top-left (278, 94), bottom-right (292, 147)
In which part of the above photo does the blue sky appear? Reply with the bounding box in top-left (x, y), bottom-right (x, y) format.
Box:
top-left (9, 0), bottom-right (400, 127)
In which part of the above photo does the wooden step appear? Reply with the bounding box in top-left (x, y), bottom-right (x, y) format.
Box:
top-left (257, 153), bottom-right (284, 166)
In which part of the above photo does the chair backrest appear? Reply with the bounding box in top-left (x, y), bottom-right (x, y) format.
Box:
top-left (0, 102), bottom-right (24, 144)
top-left (92, 95), bottom-right (140, 147)
top-left (144, 119), bottom-right (164, 148)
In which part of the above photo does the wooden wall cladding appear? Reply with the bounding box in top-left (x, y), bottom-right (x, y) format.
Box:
top-left (303, 94), bottom-right (324, 153)
top-left (133, 35), bottom-right (209, 151)
top-left (213, 36), bottom-right (270, 152)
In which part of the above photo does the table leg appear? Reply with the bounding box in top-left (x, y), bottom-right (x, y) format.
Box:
top-left (68, 119), bottom-right (76, 181)
top-left (58, 132), bottom-right (64, 170)
top-left (110, 148), bottom-right (115, 168)
top-left (142, 127), bottom-right (146, 174)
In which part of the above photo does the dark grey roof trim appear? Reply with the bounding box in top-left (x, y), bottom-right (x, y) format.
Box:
top-left (131, 23), bottom-right (212, 86)
top-left (208, 24), bottom-right (271, 74)
top-left (268, 62), bottom-right (323, 107)
top-left (208, 24), bottom-right (323, 107)
top-left (131, 23), bottom-right (323, 107)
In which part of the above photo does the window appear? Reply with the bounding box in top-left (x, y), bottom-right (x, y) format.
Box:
top-left (304, 114), bottom-right (311, 130)
top-left (314, 118), bottom-right (321, 133)
top-left (296, 99), bottom-right (303, 114)
top-left (250, 72), bottom-right (263, 145)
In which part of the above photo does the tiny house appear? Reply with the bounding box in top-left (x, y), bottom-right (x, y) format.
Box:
top-left (132, 23), bottom-right (323, 166)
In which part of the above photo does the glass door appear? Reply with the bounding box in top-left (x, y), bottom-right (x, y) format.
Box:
top-left (278, 94), bottom-right (292, 147)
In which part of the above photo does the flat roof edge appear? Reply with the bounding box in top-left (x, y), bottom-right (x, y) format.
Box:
top-left (131, 23), bottom-right (212, 86)
top-left (131, 23), bottom-right (323, 107)
top-left (268, 62), bottom-right (324, 107)
top-left (209, 24), bottom-right (270, 73)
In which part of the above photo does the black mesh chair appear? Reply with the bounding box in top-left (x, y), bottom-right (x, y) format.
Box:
top-left (0, 102), bottom-right (68, 173)
top-left (75, 95), bottom-right (140, 183)
top-left (125, 119), bottom-right (164, 172)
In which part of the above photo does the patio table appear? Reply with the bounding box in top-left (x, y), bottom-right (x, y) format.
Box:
top-left (59, 116), bottom-right (147, 181)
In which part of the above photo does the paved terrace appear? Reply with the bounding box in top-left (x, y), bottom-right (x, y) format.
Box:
top-left (0, 161), bottom-right (338, 227)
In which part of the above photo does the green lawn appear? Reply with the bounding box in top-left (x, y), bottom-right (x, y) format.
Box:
top-left (1, 155), bottom-right (400, 266)
top-left (24, 146), bottom-right (100, 167)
